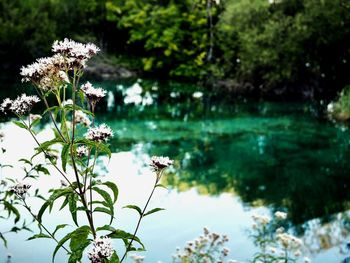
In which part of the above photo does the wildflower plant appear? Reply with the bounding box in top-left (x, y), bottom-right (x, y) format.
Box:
top-left (0, 39), bottom-right (173, 262)
top-left (172, 227), bottom-right (231, 263)
top-left (249, 211), bottom-right (310, 263)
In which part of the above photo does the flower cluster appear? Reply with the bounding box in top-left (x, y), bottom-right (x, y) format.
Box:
top-left (150, 156), bottom-right (173, 172)
top-left (87, 237), bottom-right (114, 263)
top-left (172, 228), bottom-right (232, 263)
top-left (20, 39), bottom-right (99, 91)
top-left (250, 211), bottom-right (311, 263)
top-left (81, 82), bottom-right (106, 107)
top-left (10, 182), bottom-right (31, 198)
top-left (75, 110), bottom-right (91, 126)
top-left (85, 124), bottom-right (113, 142)
top-left (251, 213), bottom-right (271, 227)
top-left (52, 38), bottom-right (100, 68)
top-left (1, 94), bottom-right (40, 115)
top-left (20, 54), bottom-right (69, 90)
top-left (76, 145), bottom-right (89, 158)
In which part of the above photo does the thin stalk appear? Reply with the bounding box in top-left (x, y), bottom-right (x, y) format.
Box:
top-left (22, 199), bottom-right (70, 253)
top-left (120, 171), bottom-right (163, 262)
top-left (18, 117), bottom-right (77, 194)
top-left (39, 92), bottom-right (67, 143)
top-left (69, 71), bottom-right (96, 238)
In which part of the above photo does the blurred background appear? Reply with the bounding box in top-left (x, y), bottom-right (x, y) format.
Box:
top-left (1, 1), bottom-right (350, 262)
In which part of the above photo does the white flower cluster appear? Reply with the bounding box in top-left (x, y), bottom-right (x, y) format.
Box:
top-left (1, 94), bottom-right (40, 115)
top-left (81, 82), bottom-right (107, 105)
top-left (10, 182), bottom-right (31, 198)
top-left (150, 156), bottom-right (173, 172)
top-left (75, 110), bottom-right (91, 126)
top-left (173, 227), bottom-right (231, 263)
top-left (20, 54), bottom-right (69, 90)
top-left (252, 213), bottom-right (271, 226)
top-left (87, 237), bottom-right (113, 263)
top-left (85, 124), bottom-right (113, 142)
top-left (276, 232), bottom-right (303, 250)
top-left (76, 145), bottom-right (89, 158)
top-left (20, 39), bottom-right (100, 91)
top-left (52, 38), bottom-right (100, 62)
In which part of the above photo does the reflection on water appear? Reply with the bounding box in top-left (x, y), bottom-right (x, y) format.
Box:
top-left (1, 78), bottom-right (350, 262)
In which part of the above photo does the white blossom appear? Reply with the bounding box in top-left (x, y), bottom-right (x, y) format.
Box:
top-left (0, 98), bottom-right (13, 113)
top-left (75, 110), bottom-right (91, 126)
top-left (76, 145), bottom-right (89, 158)
top-left (52, 39), bottom-right (100, 68)
top-left (85, 124), bottom-right (113, 142)
top-left (81, 82), bottom-right (106, 106)
top-left (87, 237), bottom-right (113, 263)
top-left (10, 182), bottom-right (31, 198)
top-left (2, 94), bottom-right (40, 115)
top-left (150, 156), bottom-right (173, 171)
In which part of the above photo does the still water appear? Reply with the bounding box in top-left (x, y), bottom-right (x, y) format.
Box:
top-left (1, 79), bottom-right (350, 262)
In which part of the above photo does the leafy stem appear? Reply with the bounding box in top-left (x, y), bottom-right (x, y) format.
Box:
top-left (120, 170), bottom-right (164, 262)
top-left (22, 198), bottom-right (70, 254)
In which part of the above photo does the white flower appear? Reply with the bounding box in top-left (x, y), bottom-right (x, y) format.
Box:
top-left (327, 103), bottom-right (334, 113)
top-left (81, 82), bottom-right (106, 106)
top-left (75, 110), bottom-right (91, 126)
top-left (0, 98), bottom-right (13, 113)
top-left (10, 182), bottom-right (31, 198)
top-left (85, 124), bottom-right (113, 142)
top-left (20, 54), bottom-right (67, 90)
top-left (76, 145), bottom-right (89, 158)
top-left (192, 91), bottom-right (203, 99)
top-left (52, 39), bottom-right (100, 68)
top-left (88, 237), bottom-right (113, 263)
top-left (131, 254), bottom-right (145, 263)
top-left (150, 156), bottom-right (173, 171)
top-left (251, 213), bottom-right (271, 225)
top-left (4, 94), bottom-right (40, 115)
top-left (304, 257), bottom-right (311, 263)
top-left (274, 211), bottom-right (287, 220)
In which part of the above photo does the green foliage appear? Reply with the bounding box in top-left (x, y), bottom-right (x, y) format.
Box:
top-left (107, 0), bottom-right (220, 78)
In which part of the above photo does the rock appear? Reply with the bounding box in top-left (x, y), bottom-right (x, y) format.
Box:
top-left (85, 59), bottom-right (136, 80)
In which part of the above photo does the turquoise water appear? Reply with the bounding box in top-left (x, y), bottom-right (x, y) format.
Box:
top-left (1, 79), bottom-right (350, 262)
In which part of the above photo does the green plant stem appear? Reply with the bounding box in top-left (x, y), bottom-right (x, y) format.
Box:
top-left (22, 199), bottom-right (70, 253)
top-left (120, 171), bottom-right (163, 262)
top-left (39, 90), bottom-right (67, 143)
top-left (69, 72), bottom-right (96, 238)
top-left (18, 117), bottom-right (77, 194)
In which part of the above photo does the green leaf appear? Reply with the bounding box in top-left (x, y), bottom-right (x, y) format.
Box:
top-left (53, 231), bottom-right (72, 262)
top-left (0, 233), bottom-right (7, 248)
top-left (69, 225), bottom-right (90, 253)
top-left (94, 207), bottom-right (113, 217)
top-left (38, 188), bottom-right (72, 222)
top-left (155, 184), bottom-right (168, 189)
top-left (68, 194), bottom-right (79, 226)
top-left (3, 201), bottom-right (20, 223)
top-left (108, 252), bottom-right (120, 263)
top-left (96, 225), bottom-right (116, 232)
top-left (97, 143), bottom-right (112, 159)
top-left (103, 181), bottom-right (119, 204)
top-left (52, 224), bottom-right (69, 237)
top-left (123, 205), bottom-right (142, 216)
top-left (144, 207), bottom-right (165, 217)
top-left (108, 229), bottom-right (145, 251)
top-left (27, 233), bottom-right (51, 240)
top-left (19, 158), bottom-right (32, 165)
top-left (13, 121), bottom-right (27, 129)
top-left (61, 144), bottom-right (70, 172)
top-left (93, 187), bottom-right (114, 224)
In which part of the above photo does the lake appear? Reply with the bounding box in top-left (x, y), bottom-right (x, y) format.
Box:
top-left (1, 78), bottom-right (350, 263)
